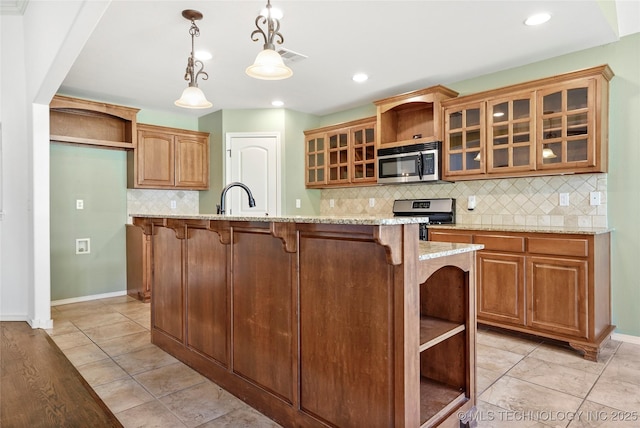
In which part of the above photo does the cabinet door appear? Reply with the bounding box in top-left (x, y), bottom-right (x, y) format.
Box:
top-left (487, 92), bottom-right (535, 174)
top-left (305, 133), bottom-right (326, 187)
top-left (527, 256), bottom-right (588, 339)
top-left (327, 130), bottom-right (350, 185)
top-left (351, 123), bottom-right (376, 183)
top-left (152, 226), bottom-right (184, 341)
top-left (443, 102), bottom-right (485, 178)
top-left (477, 251), bottom-right (525, 326)
top-left (536, 78), bottom-right (596, 171)
top-left (137, 129), bottom-right (175, 187)
top-left (175, 133), bottom-right (209, 189)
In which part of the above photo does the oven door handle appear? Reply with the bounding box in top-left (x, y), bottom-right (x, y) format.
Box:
top-left (417, 152), bottom-right (424, 180)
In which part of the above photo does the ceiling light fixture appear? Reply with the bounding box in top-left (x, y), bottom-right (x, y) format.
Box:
top-left (524, 12), bottom-right (551, 26)
top-left (246, 0), bottom-right (293, 80)
top-left (175, 9), bottom-right (212, 109)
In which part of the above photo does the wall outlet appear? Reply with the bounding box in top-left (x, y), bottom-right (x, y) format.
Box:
top-left (590, 191), bottom-right (601, 206)
top-left (75, 238), bottom-right (90, 255)
top-left (329, 199), bottom-right (335, 208)
top-left (170, 200), bottom-right (177, 209)
top-left (467, 195), bottom-right (476, 211)
top-left (295, 199), bottom-right (301, 208)
top-left (559, 193), bottom-right (570, 206)
top-left (76, 199), bottom-right (84, 210)
top-left (369, 198), bottom-right (375, 207)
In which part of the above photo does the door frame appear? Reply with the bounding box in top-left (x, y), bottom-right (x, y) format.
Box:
top-left (225, 132), bottom-right (282, 216)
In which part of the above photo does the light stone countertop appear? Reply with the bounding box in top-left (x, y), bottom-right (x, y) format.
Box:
top-left (130, 213), bottom-right (427, 226)
top-left (418, 241), bottom-right (484, 260)
top-left (428, 223), bottom-right (612, 235)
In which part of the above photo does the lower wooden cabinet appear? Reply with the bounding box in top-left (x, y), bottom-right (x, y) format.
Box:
top-left (429, 228), bottom-right (613, 361)
top-left (126, 225), bottom-right (151, 302)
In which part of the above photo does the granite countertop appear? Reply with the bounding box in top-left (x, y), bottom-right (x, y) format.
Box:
top-left (130, 213), bottom-right (426, 226)
top-left (418, 241), bottom-right (484, 260)
top-left (428, 223), bottom-right (612, 235)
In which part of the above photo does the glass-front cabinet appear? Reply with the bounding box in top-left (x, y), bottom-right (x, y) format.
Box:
top-left (305, 133), bottom-right (326, 187)
top-left (443, 101), bottom-right (485, 177)
top-left (351, 123), bottom-right (376, 183)
top-left (327, 130), bottom-right (350, 185)
top-left (487, 92), bottom-right (535, 173)
top-left (537, 79), bottom-right (596, 170)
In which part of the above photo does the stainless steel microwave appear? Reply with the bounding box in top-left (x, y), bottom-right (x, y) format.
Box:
top-left (377, 142), bottom-right (442, 184)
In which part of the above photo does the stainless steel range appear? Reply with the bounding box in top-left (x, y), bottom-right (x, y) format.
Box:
top-left (392, 198), bottom-right (456, 241)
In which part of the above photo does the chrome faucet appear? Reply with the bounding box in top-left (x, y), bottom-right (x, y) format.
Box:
top-left (216, 182), bottom-right (256, 214)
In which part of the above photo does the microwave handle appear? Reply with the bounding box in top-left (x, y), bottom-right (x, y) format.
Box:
top-left (417, 152), bottom-right (424, 180)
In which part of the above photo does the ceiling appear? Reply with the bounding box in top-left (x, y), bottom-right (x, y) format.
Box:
top-left (55, 1), bottom-right (640, 117)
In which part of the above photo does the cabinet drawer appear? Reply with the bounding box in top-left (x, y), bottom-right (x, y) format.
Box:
top-left (474, 234), bottom-right (525, 253)
top-left (528, 237), bottom-right (589, 257)
top-left (428, 231), bottom-right (473, 244)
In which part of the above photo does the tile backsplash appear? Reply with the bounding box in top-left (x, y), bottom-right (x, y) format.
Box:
top-left (321, 174), bottom-right (607, 228)
top-left (127, 189), bottom-right (199, 222)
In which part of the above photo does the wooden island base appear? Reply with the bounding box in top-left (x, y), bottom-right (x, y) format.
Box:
top-left (134, 216), bottom-right (482, 427)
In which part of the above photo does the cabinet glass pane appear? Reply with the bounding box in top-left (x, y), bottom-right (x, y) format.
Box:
top-left (329, 167), bottom-right (337, 180)
top-left (543, 92), bottom-right (562, 114)
top-left (466, 109), bottom-right (480, 127)
top-left (365, 128), bottom-right (374, 142)
top-left (567, 87), bottom-right (588, 111)
top-left (567, 113), bottom-right (588, 136)
top-left (493, 102), bottom-right (508, 122)
top-left (317, 169), bottom-right (324, 181)
top-left (354, 165), bottom-right (363, 178)
top-left (366, 146), bottom-right (375, 160)
top-left (353, 147), bottom-right (363, 162)
top-left (466, 152), bottom-right (481, 170)
top-left (513, 146), bottom-right (530, 166)
top-left (466, 130), bottom-right (480, 148)
top-left (330, 152), bottom-right (337, 164)
top-left (339, 134), bottom-right (348, 147)
top-left (513, 133), bottom-right (530, 144)
top-left (317, 153), bottom-right (324, 166)
top-left (354, 130), bottom-right (363, 145)
top-left (308, 155), bottom-right (315, 167)
top-left (340, 151), bottom-right (348, 163)
top-left (493, 136), bottom-right (508, 146)
top-left (513, 99), bottom-right (530, 119)
top-left (366, 164), bottom-right (375, 178)
top-left (308, 140), bottom-right (315, 152)
top-left (340, 166), bottom-right (348, 179)
top-left (329, 135), bottom-right (337, 149)
top-left (450, 132), bottom-right (462, 150)
top-left (317, 138), bottom-right (324, 151)
top-left (308, 170), bottom-right (315, 182)
top-left (513, 122), bottom-right (530, 135)
top-left (567, 139), bottom-right (588, 162)
top-left (450, 111), bottom-right (463, 129)
top-left (493, 124), bottom-right (508, 138)
top-left (493, 148), bottom-right (508, 167)
top-left (449, 153), bottom-right (462, 171)
top-left (542, 143), bottom-right (561, 164)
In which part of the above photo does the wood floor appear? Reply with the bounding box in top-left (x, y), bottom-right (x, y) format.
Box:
top-left (0, 321), bottom-right (122, 428)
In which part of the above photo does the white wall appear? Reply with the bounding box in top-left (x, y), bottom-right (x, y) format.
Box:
top-left (0, 1), bottom-right (110, 326)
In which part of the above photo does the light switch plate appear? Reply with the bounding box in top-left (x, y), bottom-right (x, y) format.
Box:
top-left (76, 199), bottom-right (84, 210)
top-left (559, 193), bottom-right (570, 206)
top-left (590, 192), bottom-right (601, 206)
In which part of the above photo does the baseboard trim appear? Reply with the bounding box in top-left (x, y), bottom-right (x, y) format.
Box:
top-left (51, 290), bottom-right (127, 307)
top-left (612, 332), bottom-right (640, 345)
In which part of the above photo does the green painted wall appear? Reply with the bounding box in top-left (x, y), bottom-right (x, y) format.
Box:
top-left (50, 143), bottom-right (127, 301)
top-left (135, 109), bottom-right (199, 130)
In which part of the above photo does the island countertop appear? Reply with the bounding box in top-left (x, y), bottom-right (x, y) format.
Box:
top-left (130, 213), bottom-right (427, 225)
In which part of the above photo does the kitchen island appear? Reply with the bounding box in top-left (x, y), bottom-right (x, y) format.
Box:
top-left (131, 214), bottom-right (482, 427)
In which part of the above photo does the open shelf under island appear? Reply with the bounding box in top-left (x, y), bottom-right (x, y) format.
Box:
top-left (131, 214), bottom-right (483, 428)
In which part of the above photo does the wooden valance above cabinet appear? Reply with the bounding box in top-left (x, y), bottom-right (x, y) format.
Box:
top-left (50, 95), bottom-right (139, 149)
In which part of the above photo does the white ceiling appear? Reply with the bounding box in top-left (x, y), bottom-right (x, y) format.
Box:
top-left (55, 0), bottom-right (640, 117)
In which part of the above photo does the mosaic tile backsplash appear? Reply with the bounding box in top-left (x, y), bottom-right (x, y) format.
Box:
top-left (321, 174), bottom-right (607, 228)
top-left (127, 189), bottom-right (199, 223)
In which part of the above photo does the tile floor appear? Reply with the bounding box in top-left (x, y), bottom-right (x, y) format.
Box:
top-left (46, 296), bottom-right (640, 428)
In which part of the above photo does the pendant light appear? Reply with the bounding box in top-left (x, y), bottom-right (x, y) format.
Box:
top-left (246, 0), bottom-right (293, 80)
top-left (175, 9), bottom-right (212, 109)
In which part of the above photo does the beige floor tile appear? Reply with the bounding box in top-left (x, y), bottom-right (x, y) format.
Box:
top-left (76, 358), bottom-right (130, 387)
top-left (159, 381), bottom-right (246, 427)
top-left (588, 365), bottom-right (640, 411)
top-left (480, 376), bottom-right (584, 424)
top-left (72, 311), bottom-right (131, 331)
top-left (113, 345), bottom-right (178, 375)
top-left (49, 330), bottom-right (93, 350)
top-left (104, 301), bottom-right (149, 315)
top-left (478, 329), bottom-right (542, 356)
top-left (477, 366), bottom-right (505, 395)
top-left (134, 362), bottom-right (206, 398)
top-left (99, 295), bottom-right (136, 305)
top-left (116, 400), bottom-right (187, 428)
top-left (83, 319), bottom-right (148, 343)
top-left (568, 400), bottom-right (640, 427)
top-left (93, 377), bottom-right (156, 414)
top-left (98, 331), bottom-right (153, 357)
top-left (475, 400), bottom-right (552, 427)
top-left (127, 312), bottom-right (150, 330)
top-left (45, 319), bottom-right (80, 336)
top-left (476, 343), bottom-right (524, 374)
top-left (508, 357), bottom-right (599, 397)
top-left (198, 407), bottom-right (282, 428)
top-left (62, 342), bottom-right (109, 366)
top-left (527, 344), bottom-right (607, 375)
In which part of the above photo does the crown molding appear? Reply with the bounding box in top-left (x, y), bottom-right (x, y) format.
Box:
top-left (1, 0), bottom-right (28, 15)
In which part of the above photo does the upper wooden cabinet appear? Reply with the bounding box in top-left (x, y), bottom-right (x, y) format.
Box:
top-left (50, 95), bottom-right (139, 149)
top-left (304, 117), bottom-right (376, 188)
top-left (442, 64), bottom-right (613, 181)
top-left (374, 85), bottom-right (458, 149)
top-left (129, 123), bottom-right (209, 190)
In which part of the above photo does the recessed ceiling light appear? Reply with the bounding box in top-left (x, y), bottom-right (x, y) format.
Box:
top-left (352, 73), bottom-right (368, 83)
top-left (195, 50), bottom-right (212, 61)
top-left (524, 13), bottom-right (551, 26)
top-left (271, 100), bottom-right (284, 107)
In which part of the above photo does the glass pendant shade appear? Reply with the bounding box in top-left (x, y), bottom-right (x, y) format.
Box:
top-left (174, 86), bottom-right (212, 109)
top-left (246, 49), bottom-right (293, 80)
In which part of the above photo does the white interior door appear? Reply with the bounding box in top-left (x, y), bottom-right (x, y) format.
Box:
top-left (225, 132), bottom-right (281, 216)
